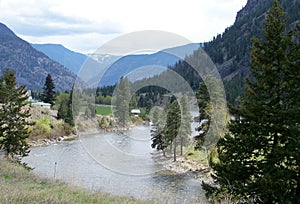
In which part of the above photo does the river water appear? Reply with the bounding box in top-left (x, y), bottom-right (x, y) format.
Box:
top-left (23, 125), bottom-right (207, 203)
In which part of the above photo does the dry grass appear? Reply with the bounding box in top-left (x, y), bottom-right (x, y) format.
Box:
top-left (0, 159), bottom-right (154, 204)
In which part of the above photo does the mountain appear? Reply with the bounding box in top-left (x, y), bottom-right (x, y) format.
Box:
top-left (203, 0), bottom-right (299, 79)
top-left (0, 23), bottom-right (76, 91)
top-left (95, 43), bottom-right (201, 86)
top-left (33, 41), bottom-right (200, 87)
top-left (170, 0), bottom-right (299, 103)
top-left (31, 43), bottom-right (87, 75)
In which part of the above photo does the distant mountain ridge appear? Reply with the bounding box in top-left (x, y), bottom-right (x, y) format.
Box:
top-left (98, 43), bottom-right (201, 86)
top-left (34, 42), bottom-right (201, 87)
top-left (31, 43), bottom-right (87, 75)
top-left (0, 23), bottom-right (76, 91)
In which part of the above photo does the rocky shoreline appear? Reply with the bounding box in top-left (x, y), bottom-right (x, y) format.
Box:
top-left (161, 157), bottom-right (215, 185)
top-left (28, 134), bottom-right (78, 147)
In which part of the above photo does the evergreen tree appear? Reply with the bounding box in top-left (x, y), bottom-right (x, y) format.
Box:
top-left (64, 91), bottom-right (74, 127)
top-left (164, 100), bottom-right (181, 161)
top-left (179, 94), bottom-right (192, 156)
top-left (146, 99), bottom-right (153, 114)
top-left (194, 82), bottom-right (210, 150)
top-left (113, 77), bottom-right (131, 126)
top-left (70, 85), bottom-right (80, 117)
top-left (151, 107), bottom-right (167, 156)
top-left (57, 99), bottom-right (68, 120)
top-left (0, 69), bottom-right (32, 159)
top-left (195, 75), bottom-right (227, 155)
top-left (85, 104), bottom-right (96, 118)
top-left (129, 95), bottom-right (138, 109)
top-left (41, 74), bottom-right (55, 105)
top-left (57, 91), bottom-right (74, 126)
top-left (151, 100), bottom-right (181, 161)
top-left (203, 1), bottom-right (300, 203)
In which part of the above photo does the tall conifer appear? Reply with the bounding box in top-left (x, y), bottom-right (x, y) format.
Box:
top-left (0, 69), bottom-right (32, 159)
top-left (203, 1), bottom-right (300, 203)
top-left (41, 74), bottom-right (55, 105)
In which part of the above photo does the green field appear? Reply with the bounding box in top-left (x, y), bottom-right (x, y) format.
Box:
top-left (96, 106), bottom-right (112, 116)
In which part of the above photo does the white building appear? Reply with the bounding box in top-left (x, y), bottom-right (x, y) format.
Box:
top-left (131, 109), bottom-right (141, 116)
top-left (32, 102), bottom-right (51, 109)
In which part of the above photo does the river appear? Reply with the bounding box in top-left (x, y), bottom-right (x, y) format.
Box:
top-left (23, 125), bottom-right (207, 203)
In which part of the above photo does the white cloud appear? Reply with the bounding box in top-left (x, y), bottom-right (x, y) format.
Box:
top-left (0, 0), bottom-right (247, 53)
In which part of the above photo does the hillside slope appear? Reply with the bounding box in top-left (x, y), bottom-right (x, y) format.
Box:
top-left (203, 0), bottom-right (299, 79)
top-left (0, 23), bottom-right (76, 91)
top-left (31, 43), bottom-right (87, 75)
top-left (170, 0), bottom-right (299, 103)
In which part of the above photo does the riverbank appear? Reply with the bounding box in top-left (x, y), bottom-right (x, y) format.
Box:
top-left (27, 110), bottom-right (134, 147)
top-left (27, 124), bottom-right (133, 147)
top-left (27, 134), bottom-right (78, 147)
top-left (162, 156), bottom-right (214, 185)
top-left (0, 158), bottom-right (154, 204)
top-left (156, 146), bottom-right (215, 185)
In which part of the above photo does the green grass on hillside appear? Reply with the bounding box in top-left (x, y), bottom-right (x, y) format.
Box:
top-left (183, 143), bottom-right (210, 166)
top-left (0, 159), bottom-right (154, 204)
top-left (96, 106), bottom-right (112, 116)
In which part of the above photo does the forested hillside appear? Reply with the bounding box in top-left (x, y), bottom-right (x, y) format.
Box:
top-left (31, 43), bottom-right (87, 75)
top-left (170, 0), bottom-right (300, 104)
top-left (0, 23), bottom-right (76, 91)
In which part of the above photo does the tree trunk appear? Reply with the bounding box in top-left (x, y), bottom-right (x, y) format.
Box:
top-left (173, 138), bottom-right (177, 162)
top-left (180, 137), bottom-right (183, 156)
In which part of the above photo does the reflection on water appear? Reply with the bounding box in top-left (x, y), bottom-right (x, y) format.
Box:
top-left (23, 125), bottom-right (207, 203)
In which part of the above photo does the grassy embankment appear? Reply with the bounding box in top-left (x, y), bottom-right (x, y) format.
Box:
top-left (0, 159), bottom-right (154, 204)
top-left (28, 105), bottom-right (115, 141)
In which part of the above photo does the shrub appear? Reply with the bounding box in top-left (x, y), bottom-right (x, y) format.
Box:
top-left (30, 116), bottom-right (51, 139)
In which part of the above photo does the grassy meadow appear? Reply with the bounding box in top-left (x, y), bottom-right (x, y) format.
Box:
top-left (95, 105), bottom-right (112, 116)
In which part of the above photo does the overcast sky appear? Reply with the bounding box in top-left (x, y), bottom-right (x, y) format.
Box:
top-left (0, 0), bottom-right (247, 54)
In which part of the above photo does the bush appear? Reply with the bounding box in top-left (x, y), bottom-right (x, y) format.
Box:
top-left (30, 116), bottom-right (51, 139)
top-left (97, 116), bottom-right (115, 129)
top-left (63, 123), bottom-right (75, 135)
top-left (50, 120), bottom-right (66, 137)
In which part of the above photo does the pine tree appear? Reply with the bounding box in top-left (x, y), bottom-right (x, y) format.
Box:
top-left (41, 74), bottom-right (55, 105)
top-left (70, 85), bottom-right (80, 117)
top-left (151, 107), bottom-right (167, 156)
top-left (146, 99), bottom-right (153, 114)
top-left (57, 100), bottom-right (68, 120)
top-left (113, 77), bottom-right (131, 126)
top-left (179, 94), bottom-right (192, 156)
top-left (194, 82), bottom-right (210, 150)
top-left (0, 69), bottom-right (32, 159)
top-left (164, 100), bottom-right (181, 161)
top-left (195, 75), bottom-right (227, 154)
top-left (57, 91), bottom-right (74, 127)
top-left (65, 93), bottom-right (74, 127)
top-left (203, 1), bottom-right (300, 203)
